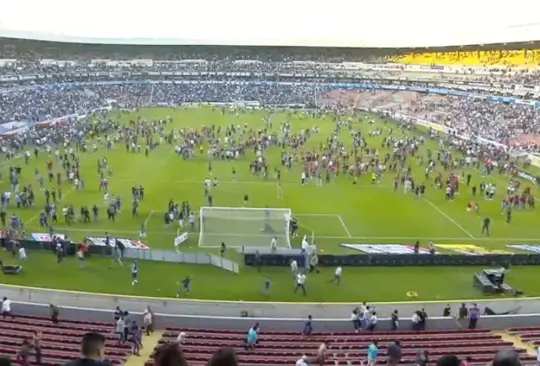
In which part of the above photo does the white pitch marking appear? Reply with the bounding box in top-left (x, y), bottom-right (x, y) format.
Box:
top-left (423, 198), bottom-right (476, 239)
top-left (337, 215), bottom-right (352, 238)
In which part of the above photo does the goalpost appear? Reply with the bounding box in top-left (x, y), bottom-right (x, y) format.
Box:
top-left (198, 206), bottom-right (292, 249)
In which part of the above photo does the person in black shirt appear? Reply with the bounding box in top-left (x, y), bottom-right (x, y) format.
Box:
top-left (64, 332), bottom-right (111, 366)
top-left (506, 207), bottom-right (512, 224)
top-left (482, 217), bottom-right (491, 236)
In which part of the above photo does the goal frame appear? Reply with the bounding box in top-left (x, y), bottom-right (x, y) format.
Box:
top-left (198, 206), bottom-right (293, 249)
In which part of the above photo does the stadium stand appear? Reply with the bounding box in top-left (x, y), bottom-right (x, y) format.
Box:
top-left (392, 49), bottom-right (540, 66)
top-left (0, 315), bottom-right (132, 365)
top-left (1, 37), bottom-right (540, 366)
top-left (143, 328), bottom-right (536, 365)
top-left (508, 326), bottom-right (540, 346)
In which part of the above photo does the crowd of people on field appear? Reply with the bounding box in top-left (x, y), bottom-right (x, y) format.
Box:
top-left (1, 80), bottom-right (540, 151)
top-left (0, 39), bottom-right (539, 153)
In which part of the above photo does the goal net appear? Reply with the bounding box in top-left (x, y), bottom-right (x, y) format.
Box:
top-left (198, 207), bottom-right (292, 249)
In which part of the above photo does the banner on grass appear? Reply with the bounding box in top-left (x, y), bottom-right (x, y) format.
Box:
top-left (436, 244), bottom-right (511, 255)
top-left (31, 233), bottom-right (66, 242)
top-left (507, 245), bottom-right (540, 253)
top-left (340, 244), bottom-right (432, 254)
top-left (174, 232), bottom-right (189, 247)
top-left (515, 169), bottom-right (540, 185)
top-left (86, 237), bottom-right (149, 249)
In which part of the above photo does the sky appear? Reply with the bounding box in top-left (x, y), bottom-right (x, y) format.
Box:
top-left (0, 0), bottom-right (539, 47)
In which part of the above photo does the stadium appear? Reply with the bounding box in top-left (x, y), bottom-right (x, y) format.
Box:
top-left (1, 3), bottom-right (540, 366)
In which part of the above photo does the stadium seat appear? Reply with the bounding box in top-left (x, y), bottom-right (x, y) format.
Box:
top-left (0, 315), bottom-right (132, 365)
top-left (143, 328), bottom-right (536, 366)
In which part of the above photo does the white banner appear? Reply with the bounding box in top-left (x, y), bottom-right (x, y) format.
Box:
top-left (174, 232), bottom-right (189, 247)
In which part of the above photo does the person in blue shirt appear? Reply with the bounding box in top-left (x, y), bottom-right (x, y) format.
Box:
top-left (303, 315), bottom-right (313, 335)
top-left (367, 341), bottom-right (378, 366)
top-left (246, 323), bottom-right (258, 350)
top-left (176, 276), bottom-right (191, 297)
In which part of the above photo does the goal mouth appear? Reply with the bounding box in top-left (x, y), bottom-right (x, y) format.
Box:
top-left (198, 206), bottom-right (293, 249)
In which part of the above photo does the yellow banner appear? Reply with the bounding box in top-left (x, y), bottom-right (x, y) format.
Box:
top-left (436, 244), bottom-right (511, 255)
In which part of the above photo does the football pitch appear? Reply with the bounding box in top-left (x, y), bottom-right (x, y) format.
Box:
top-left (1, 106), bottom-right (540, 303)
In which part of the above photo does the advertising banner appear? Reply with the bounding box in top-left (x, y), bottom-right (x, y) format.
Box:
top-left (436, 244), bottom-right (511, 255)
top-left (507, 245), bottom-right (540, 253)
top-left (174, 232), bottom-right (189, 247)
top-left (340, 244), bottom-right (432, 254)
top-left (31, 233), bottom-right (66, 242)
top-left (86, 237), bottom-right (149, 249)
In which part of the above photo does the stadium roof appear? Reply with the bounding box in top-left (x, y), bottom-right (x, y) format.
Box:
top-left (2, 0), bottom-right (540, 48)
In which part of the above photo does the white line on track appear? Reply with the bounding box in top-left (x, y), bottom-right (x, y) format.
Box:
top-left (423, 198), bottom-right (476, 239)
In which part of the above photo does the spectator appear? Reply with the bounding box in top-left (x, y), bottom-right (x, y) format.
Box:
top-left (350, 307), bottom-right (361, 332)
top-left (0, 357), bottom-right (11, 366)
top-left (436, 355), bottom-right (461, 366)
top-left (303, 315), bottom-right (313, 335)
top-left (458, 303), bottom-right (468, 319)
top-left (411, 311), bottom-right (421, 331)
top-left (245, 323), bottom-right (258, 351)
top-left (367, 341), bottom-right (379, 366)
top-left (416, 351), bottom-right (429, 366)
top-left (461, 356), bottom-right (472, 366)
top-left (130, 324), bottom-right (142, 356)
top-left (368, 311), bottom-right (378, 331)
top-left (493, 348), bottom-right (522, 366)
top-left (50, 303), bottom-right (59, 324)
top-left (469, 303), bottom-right (480, 329)
top-left (442, 304), bottom-right (451, 317)
top-left (64, 332), bottom-right (110, 366)
top-left (387, 341), bottom-right (402, 366)
top-left (1, 296), bottom-right (13, 318)
top-left (390, 310), bottom-right (399, 330)
top-left (208, 347), bottom-right (239, 366)
top-left (32, 330), bottom-right (42, 364)
top-left (154, 343), bottom-right (187, 366)
top-left (176, 332), bottom-right (187, 344)
top-left (17, 339), bottom-right (31, 366)
top-left (143, 305), bottom-right (154, 335)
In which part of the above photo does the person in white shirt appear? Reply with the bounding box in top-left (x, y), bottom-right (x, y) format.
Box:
top-left (296, 355), bottom-right (308, 366)
top-left (368, 311), bottom-right (378, 331)
top-left (270, 237), bottom-right (277, 252)
top-left (362, 306), bottom-right (372, 329)
top-left (411, 311), bottom-right (421, 330)
top-left (294, 273), bottom-right (307, 296)
top-left (143, 306), bottom-right (153, 335)
top-left (301, 172), bottom-right (306, 185)
top-left (18, 247), bottom-right (27, 260)
top-left (1, 296), bottom-right (13, 318)
top-left (176, 331), bottom-right (187, 344)
top-left (301, 235), bottom-right (309, 252)
top-left (290, 259), bottom-right (298, 277)
top-left (331, 266), bottom-right (342, 285)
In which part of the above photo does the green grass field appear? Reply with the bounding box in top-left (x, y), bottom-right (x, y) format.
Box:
top-left (1, 107), bottom-right (540, 303)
